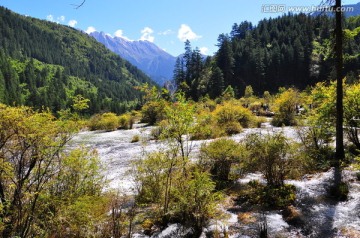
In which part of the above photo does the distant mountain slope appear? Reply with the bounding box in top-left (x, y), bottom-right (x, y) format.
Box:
top-left (0, 7), bottom-right (154, 114)
top-left (344, 2), bottom-right (360, 17)
top-left (90, 31), bottom-right (176, 86)
top-left (312, 2), bottom-right (360, 17)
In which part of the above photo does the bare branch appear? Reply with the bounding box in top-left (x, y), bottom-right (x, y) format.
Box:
top-left (72, 0), bottom-right (86, 9)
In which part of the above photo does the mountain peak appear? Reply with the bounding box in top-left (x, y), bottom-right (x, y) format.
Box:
top-left (90, 31), bottom-right (176, 86)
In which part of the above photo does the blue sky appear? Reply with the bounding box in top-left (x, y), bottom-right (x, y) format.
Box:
top-left (1, 0), bottom-right (359, 56)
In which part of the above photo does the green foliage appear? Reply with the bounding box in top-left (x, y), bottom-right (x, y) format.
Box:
top-left (328, 182), bottom-right (349, 201)
top-left (257, 184), bottom-right (297, 208)
top-left (134, 152), bottom-right (172, 205)
top-left (119, 113), bottom-right (135, 129)
top-left (72, 94), bottom-right (90, 112)
top-left (174, 14), bottom-right (360, 101)
top-left (199, 138), bottom-right (243, 183)
top-left (134, 95), bottom-right (223, 235)
top-left (174, 40), bottom-right (205, 100)
top-left (213, 101), bottom-right (255, 134)
top-left (38, 148), bottom-right (108, 237)
top-left (344, 82), bottom-right (360, 149)
top-left (161, 93), bottom-right (195, 161)
top-left (243, 133), bottom-right (294, 188)
top-left (0, 104), bottom-right (90, 237)
top-left (170, 170), bottom-right (222, 236)
top-left (239, 181), bottom-right (296, 209)
top-left (296, 126), bottom-right (333, 173)
top-left (88, 112), bottom-right (120, 131)
top-left (0, 7), bottom-right (154, 114)
top-left (244, 85), bottom-right (254, 98)
top-left (271, 88), bottom-right (301, 127)
top-left (141, 100), bottom-right (166, 125)
top-left (192, 111), bottom-right (223, 140)
top-left (131, 134), bottom-right (140, 143)
top-left (221, 85), bottom-right (235, 101)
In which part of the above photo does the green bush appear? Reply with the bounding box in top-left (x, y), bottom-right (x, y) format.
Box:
top-left (131, 134), bottom-right (140, 143)
top-left (223, 121), bottom-right (243, 135)
top-left (191, 112), bottom-right (224, 140)
top-left (141, 100), bottom-right (166, 125)
top-left (329, 182), bottom-right (349, 201)
top-left (255, 116), bottom-right (267, 128)
top-left (213, 101), bottom-right (255, 132)
top-left (243, 133), bottom-right (294, 188)
top-left (171, 170), bottom-right (222, 236)
top-left (271, 88), bottom-right (301, 127)
top-left (88, 114), bottom-right (102, 131)
top-left (296, 126), bottom-right (333, 173)
top-left (199, 138), bottom-right (243, 183)
top-left (119, 114), bottom-right (134, 129)
top-left (241, 182), bottom-right (296, 209)
top-left (88, 112), bottom-right (119, 131)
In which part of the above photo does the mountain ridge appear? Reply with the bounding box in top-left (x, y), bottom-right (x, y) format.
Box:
top-left (0, 6), bottom-right (155, 114)
top-left (90, 31), bottom-right (176, 86)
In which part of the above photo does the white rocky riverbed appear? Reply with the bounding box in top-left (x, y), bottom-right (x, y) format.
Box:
top-left (67, 123), bottom-right (360, 237)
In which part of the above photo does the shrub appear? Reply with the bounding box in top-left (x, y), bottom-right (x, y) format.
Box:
top-left (119, 114), bottom-right (134, 129)
top-left (282, 205), bottom-right (304, 226)
top-left (213, 101), bottom-right (255, 136)
top-left (131, 135), bottom-right (140, 143)
top-left (223, 121), bottom-right (242, 135)
top-left (255, 117), bottom-right (267, 128)
top-left (191, 112), bottom-right (223, 140)
top-left (329, 182), bottom-right (349, 201)
top-left (344, 83), bottom-right (360, 150)
top-left (199, 138), bottom-right (243, 183)
top-left (88, 113), bottom-right (119, 131)
top-left (296, 126), bottom-right (333, 173)
top-left (271, 88), bottom-right (301, 127)
top-left (99, 112), bottom-right (119, 131)
top-left (242, 133), bottom-right (294, 188)
top-left (240, 182), bottom-right (296, 209)
top-left (141, 100), bottom-right (166, 125)
top-left (88, 114), bottom-right (102, 131)
top-left (171, 170), bottom-right (222, 236)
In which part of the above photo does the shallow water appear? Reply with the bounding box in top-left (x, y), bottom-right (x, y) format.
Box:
top-left (68, 124), bottom-right (360, 237)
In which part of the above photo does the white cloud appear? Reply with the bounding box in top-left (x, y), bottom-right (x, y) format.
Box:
top-left (58, 15), bottom-right (65, 22)
top-left (158, 29), bottom-right (173, 35)
top-left (114, 29), bottom-right (132, 41)
top-left (85, 26), bottom-right (96, 34)
top-left (140, 27), bottom-right (155, 42)
top-left (68, 20), bottom-right (78, 27)
top-left (177, 24), bottom-right (201, 42)
top-left (200, 47), bottom-right (209, 55)
top-left (114, 29), bottom-right (124, 38)
top-left (46, 14), bottom-right (54, 22)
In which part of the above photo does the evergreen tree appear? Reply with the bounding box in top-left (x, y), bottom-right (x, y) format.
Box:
top-left (0, 69), bottom-right (5, 103)
top-left (216, 34), bottom-right (234, 88)
top-left (173, 57), bottom-right (185, 86)
top-left (208, 66), bottom-right (224, 99)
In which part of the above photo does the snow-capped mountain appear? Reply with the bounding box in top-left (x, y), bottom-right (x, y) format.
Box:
top-left (90, 31), bottom-right (176, 86)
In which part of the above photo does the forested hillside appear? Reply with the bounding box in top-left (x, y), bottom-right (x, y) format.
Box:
top-left (0, 7), bottom-right (154, 114)
top-left (174, 13), bottom-right (360, 99)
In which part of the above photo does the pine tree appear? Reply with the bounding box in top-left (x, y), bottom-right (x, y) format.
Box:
top-left (216, 34), bottom-right (234, 88)
top-left (173, 57), bottom-right (185, 86)
top-left (208, 66), bottom-right (224, 99)
top-left (0, 69), bottom-right (5, 103)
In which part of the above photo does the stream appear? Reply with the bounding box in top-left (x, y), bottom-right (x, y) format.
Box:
top-left (68, 124), bottom-right (360, 237)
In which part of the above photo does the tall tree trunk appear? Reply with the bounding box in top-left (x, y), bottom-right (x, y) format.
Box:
top-left (335, 0), bottom-right (344, 161)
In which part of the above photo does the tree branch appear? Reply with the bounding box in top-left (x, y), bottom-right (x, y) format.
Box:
top-left (73, 0), bottom-right (86, 9)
